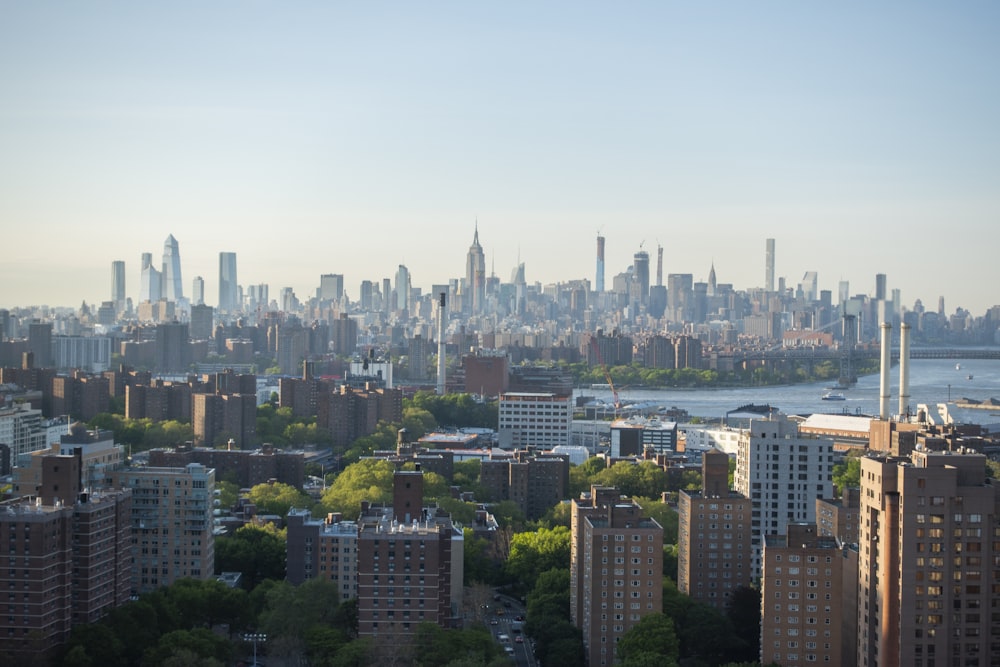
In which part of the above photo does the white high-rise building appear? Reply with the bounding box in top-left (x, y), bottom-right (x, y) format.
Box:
top-left (497, 392), bottom-right (572, 450)
top-left (139, 252), bottom-right (161, 303)
top-left (395, 264), bottom-right (410, 312)
top-left (733, 413), bottom-right (834, 578)
top-left (218, 252), bottom-right (238, 312)
top-left (111, 260), bottom-right (126, 313)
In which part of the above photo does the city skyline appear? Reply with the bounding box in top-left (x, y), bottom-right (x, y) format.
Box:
top-left (1, 4), bottom-right (998, 313)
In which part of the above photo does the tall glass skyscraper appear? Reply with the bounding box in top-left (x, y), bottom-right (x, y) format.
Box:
top-left (765, 238), bottom-right (775, 292)
top-left (139, 252), bottom-right (161, 303)
top-left (161, 234), bottom-right (184, 302)
top-left (219, 252), bottom-right (238, 312)
top-left (633, 249), bottom-right (650, 307)
top-left (111, 260), bottom-right (126, 312)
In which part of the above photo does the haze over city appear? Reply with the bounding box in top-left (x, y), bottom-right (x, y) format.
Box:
top-left (2, 3), bottom-right (998, 313)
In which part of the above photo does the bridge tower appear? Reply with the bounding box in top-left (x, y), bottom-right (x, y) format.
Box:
top-left (839, 314), bottom-right (857, 386)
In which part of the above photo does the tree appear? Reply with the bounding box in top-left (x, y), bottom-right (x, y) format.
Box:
top-left (140, 628), bottom-right (232, 667)
top-left (617, 613), bottom-right (680, 667)
top-left (833, 454), bottom-right (862, 496)
top-left (245, 481), bottom-right (312, 517)
top-left (214, 523), bottom-right (287, 587)
top-left (726, 585), bottom-right (761, 662)
top-left (504, 526), bottom-right (571, 591)
top-left (318, 459), bottom-right (397, 519)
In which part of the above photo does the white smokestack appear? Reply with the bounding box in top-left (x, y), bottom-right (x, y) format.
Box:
top-left (436, 292), bottom-right (447, 395)
top-left (879, 322), bottom-right (892, 420)
top-left (898, 322), bottom-right (911, 417)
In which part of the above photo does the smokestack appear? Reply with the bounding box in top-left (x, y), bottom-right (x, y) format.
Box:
top-left (898, 322), bottom-right (911, 417)
top-left (436, 292), bottom-right (447, 395)
top-left (879, 322), bottom-right (892, 420)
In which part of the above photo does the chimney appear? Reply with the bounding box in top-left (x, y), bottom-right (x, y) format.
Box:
top-left (879, 322), bottom-right (892, 420)
top-left (898, 323), bottom-right (911, 417)
top-left (436, 292), bottom-right (447, 395)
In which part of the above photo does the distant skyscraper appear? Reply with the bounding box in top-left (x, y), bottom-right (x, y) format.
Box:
top-left (656, 243), bottom-right (663, 287)
top-left (382, 278), bottom-right (392, 314)
top-left (395, 264), bottom-right (410, 312)
top-left (765, 237), bottom-right (775, 292)
top-left (633, 249), bottom-right (650, 307)
top-left (465, 224), bottom-right (486, 314)
top-left (218, 252), bottom-right (238, 312)
top-left (359, 280), bottom-right (374, 311)
top-left (191, 276), bottom-right (204, 306)
top-left (110, 260), bottom-right (126, 313)
top-left (875, 272), bottom-right (887, 301)
top-left (838, 280), bottom-right (850, 308)
top-left (139, 252), bottom-right (161, 303)
top-left (800, 271), bottom-right (818, 302)
top-left (161, 234), bottom-right (183, 302)
top-left (595, 234), bottom-right (605, 292)
top-left (707, 261), bottom-right (717, 297)
top-left (319, 274), bottom-right (344, 303)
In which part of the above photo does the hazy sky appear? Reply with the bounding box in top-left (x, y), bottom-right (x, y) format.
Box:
top-left (1, 2), bottom-right (998, 314)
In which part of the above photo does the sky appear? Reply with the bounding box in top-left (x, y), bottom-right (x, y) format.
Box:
top-left (1, 2), bottom-right (998, 314)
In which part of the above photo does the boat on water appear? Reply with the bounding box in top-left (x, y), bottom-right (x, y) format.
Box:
top-left (822, 392), bottom-right (847, 401)
top-left (957, 363), bottom-right (962, 370)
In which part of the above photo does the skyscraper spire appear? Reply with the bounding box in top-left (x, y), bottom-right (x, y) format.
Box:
top-left (466, 220), bottom-right (486, 315)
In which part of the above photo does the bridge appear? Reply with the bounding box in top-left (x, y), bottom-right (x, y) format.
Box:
top-left (731, 347), bottom-right (1000, 364)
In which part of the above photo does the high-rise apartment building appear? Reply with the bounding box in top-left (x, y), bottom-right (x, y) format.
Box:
top-left (465, 225), bottom-right (486, 315)
top-left (218, 252), bottom-right (238, 312)
top-left (191, 392), bottom-right (257, 448)
top-left (286, 509), bottom-right (359, 602)
top-left (112, 463), bottom-right (215, 594)
top-left (356, 469), bottom-right (464, 638)
top-left (857, 449), bottom-right (1000, 667)
top-left (677, 448), bottom-right (752, 609)
top-left (27, 320), bottom-right (53, 368)
top-left (760, 523), bottom-right (845, 666)
top-left (161, 234), bottom-right (184, 302)
top-left (734, 414), bottom-right (834, 578)
top-left (765, 238), bottom-right (775, 292)
top-left (571, 485), bottom-right (663, 667)
top-left (190, 303), bottom-right (214, 341)
top-left (0, 453), bottom-right (132, 660)
top-left (497, 392), bottom-right (572, 450)
top-left (479, 450), bottom-right (569, 521)
top-left (111, 260), bottom-right (126, 314)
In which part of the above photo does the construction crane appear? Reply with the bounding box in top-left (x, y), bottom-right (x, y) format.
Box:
top-left (589, 336), bottom-right (621, 417)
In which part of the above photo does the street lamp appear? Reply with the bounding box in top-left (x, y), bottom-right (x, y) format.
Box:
top-left (243, 632), bottom-right (267, 666)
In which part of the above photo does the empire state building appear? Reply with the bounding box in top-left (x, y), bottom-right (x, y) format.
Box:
top-left (465, 224), bottom-right (486, 315)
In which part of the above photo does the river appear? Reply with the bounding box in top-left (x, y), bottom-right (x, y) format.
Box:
top-left (574, 358), bottom-right (1000, 424)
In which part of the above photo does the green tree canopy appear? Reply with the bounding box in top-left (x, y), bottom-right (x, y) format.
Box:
top-left (214, 523), bottom-right (287, 588)
top-left (504, 526), bottom-right (571, 591)
top-left (832, 454), bottom-right (862, 496)
top-left (617, 613), bottom-right (680, 667)
top-left (245, 482), bottom-right (312, 517)
top-left (317, 459), bottom-right (396, 519)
